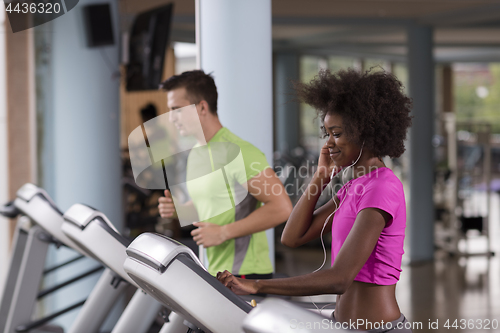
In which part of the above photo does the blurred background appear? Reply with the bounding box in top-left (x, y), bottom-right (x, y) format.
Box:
top-left (1, 0), bottom-right (500, 331)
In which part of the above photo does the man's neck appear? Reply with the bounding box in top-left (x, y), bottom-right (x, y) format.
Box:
top-left (199, 117), bottom-right (223, 144)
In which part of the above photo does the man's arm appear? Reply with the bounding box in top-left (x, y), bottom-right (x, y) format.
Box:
top-left (158, 190), bottom-right (198, 221)
top-left (225, 167), bottom-right (293, 239)
top-left (191, 167), bottom-right (292, 247)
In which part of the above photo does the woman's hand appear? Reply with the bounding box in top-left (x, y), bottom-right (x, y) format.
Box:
top-left (281, 141), bottom-right (342, 248)
top-left (316, 142), bottom-right (340, 183)
top-left (217, 270), bottom-right (258, 295)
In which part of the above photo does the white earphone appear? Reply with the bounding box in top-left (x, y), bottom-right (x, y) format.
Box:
top-left (310, 141), bottom-right (365, 313)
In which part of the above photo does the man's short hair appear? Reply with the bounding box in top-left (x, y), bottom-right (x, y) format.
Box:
top-left (159, 70), bottom-right (218, 115)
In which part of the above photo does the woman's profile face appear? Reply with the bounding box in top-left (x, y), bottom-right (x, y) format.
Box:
top-left (323, 113), bottom-right (362, 168)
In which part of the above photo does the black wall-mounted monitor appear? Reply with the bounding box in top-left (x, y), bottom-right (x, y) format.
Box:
top-left (126, 4), bottom-right (174, 91)
top-left (84, 4), bottom-right (115, 47)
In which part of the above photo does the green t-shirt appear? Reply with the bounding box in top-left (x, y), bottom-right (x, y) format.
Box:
top-left (186, 127), bottom-right (272, 276)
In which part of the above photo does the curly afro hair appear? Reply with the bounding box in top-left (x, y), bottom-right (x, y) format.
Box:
top-left (295, 68), bottom-right (413, 158)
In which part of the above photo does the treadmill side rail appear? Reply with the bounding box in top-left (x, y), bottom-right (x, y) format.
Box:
top-left (242, 298), bottom-right (356, 333)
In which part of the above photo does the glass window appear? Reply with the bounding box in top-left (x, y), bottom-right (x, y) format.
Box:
top-left (299, 56), bottom-right (323, 154)
top-left (454, 63), bottom-right (500, 133)
top-left (328, 56), bottom-right (356, 72)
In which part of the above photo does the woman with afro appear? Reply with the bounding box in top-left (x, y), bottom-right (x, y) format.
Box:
top-left (218, 68), bottom-right (413, 332)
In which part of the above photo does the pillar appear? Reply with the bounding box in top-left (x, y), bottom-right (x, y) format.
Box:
top-left (274, 53), bottom-right (300, 153)
top-left (407, 24), bottom-right (435, 262)
top-left (38, 0), bottom-right (122, 329)
top-left (0, 2), bottom-right (10, 290)
top-left (198, 0), bottom-right (275, 268)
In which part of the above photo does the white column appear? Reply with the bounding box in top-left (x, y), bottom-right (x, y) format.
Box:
top-left (0, 1), bottom-right (9, 295)
top-left (407, 24), bottom-right (435, 262)
top-left (275, 53), bottom-right (300, 153)
top-left (42, 0), bottom-right (122, 329)
top-left (51, 0), bottom-right (121, 223)
top-left (199, 0), bottom-right (273, 160)
top-left (198, 0), bottom-right (275, 269)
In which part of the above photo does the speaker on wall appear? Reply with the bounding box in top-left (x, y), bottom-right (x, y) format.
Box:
top-left (84, 3), bottom-right (115, 47)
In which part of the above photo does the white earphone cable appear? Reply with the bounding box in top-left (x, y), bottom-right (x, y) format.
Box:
top-left (309, 142), bottom-right (364, 314)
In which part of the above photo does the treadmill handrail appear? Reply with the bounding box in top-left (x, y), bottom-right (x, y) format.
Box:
top-left (175, 254), bottom-right (253, 314)
top-left (0, 200), bottom-right (21, 218)
top-left (37, 266), bottom-right (104, 299)
top-left (15, 299), bottom-right (86, 332)
top-left (241, 298), bottom-right (352, 333)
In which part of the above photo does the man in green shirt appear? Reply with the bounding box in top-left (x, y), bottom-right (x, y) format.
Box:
top-left (158, 70), bottom-right (292, 277)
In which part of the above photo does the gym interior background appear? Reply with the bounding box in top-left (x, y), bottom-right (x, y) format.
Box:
top-left (1, 0), bottom-right (500, 331)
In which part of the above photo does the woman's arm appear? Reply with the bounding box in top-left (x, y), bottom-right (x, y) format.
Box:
top-left (218, 207), bottom-right (390, 296)
top-left (281, 173), bottom-right (339, 248)
top-left (281, 142), bottom-right (341, 248)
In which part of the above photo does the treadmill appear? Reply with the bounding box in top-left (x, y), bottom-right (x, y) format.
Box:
top-left (62, 203), bottom-right (177, 333)
top-left (241, 298), bottom-right (357, 333)
top-left (0, 183), bottom-right (126, 333)
top-left (124, 232), bottom-right (254, 333)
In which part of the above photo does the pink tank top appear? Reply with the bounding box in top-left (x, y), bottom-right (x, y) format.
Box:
top-left (331, 167), bottom-right (406, 285)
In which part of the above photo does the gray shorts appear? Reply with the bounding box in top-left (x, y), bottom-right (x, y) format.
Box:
top-left (331, 312), bottom-right (413, 332)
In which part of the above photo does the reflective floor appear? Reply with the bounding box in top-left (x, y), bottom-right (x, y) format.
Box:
top-left (397, 252), bottom-right (500, 332)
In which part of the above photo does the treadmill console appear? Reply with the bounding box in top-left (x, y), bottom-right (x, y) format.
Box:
top-left (126, 233), bottom-right (204, 273)
top-left (16, 183), bottom-right (59, 210)
top-left (63, 203), bottom-right (118, 232)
